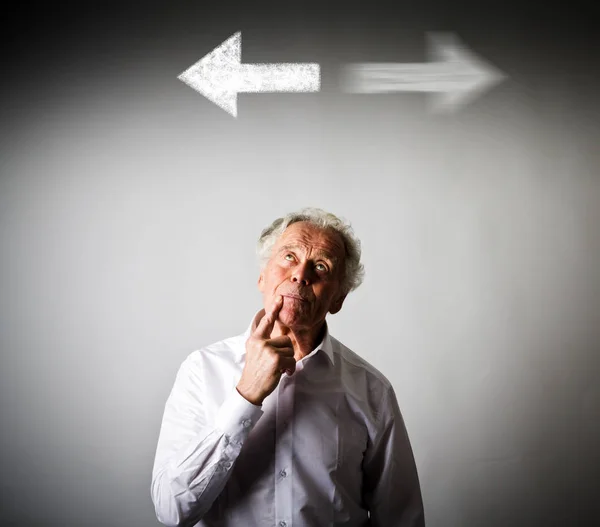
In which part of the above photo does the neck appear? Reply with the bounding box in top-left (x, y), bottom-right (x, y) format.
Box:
top-left (272, 320), bottom-right (327, 361)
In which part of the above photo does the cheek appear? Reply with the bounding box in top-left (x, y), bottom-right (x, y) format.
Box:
top-left (270, 267), bottom-right (288, 282)
top-left (320, 290), bottom-right (338, 308)
top-left (262, 270), bottom-right (286, 291)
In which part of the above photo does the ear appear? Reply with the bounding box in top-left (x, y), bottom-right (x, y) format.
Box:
top-left (329, 293), bottom-right (347, 315)
top-left (257, 272), bottom-right (264, 293)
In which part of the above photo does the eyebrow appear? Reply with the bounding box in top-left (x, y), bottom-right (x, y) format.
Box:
top-left (278, 244), bottom-right (339, 264)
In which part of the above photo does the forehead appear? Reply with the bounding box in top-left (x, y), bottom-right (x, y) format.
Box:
top-left (275, 221), bottom-right (345, 259)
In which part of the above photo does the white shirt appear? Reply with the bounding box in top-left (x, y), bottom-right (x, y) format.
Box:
top-left (151, 310), bottom-right (425, 527)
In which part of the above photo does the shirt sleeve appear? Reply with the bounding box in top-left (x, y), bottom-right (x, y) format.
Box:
top-left (362, 385), bottom-right (426, 527)
top-left (150, 354), bottom-right (263, 527)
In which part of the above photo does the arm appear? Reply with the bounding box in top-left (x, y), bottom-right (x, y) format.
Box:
top-left (150, 355), bottom-right (263, 527)
top-left (362, 386), bottom-right (425, 527)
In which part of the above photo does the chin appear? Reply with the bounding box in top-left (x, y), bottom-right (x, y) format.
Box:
top-left (279, 307), bottom-right (310, 329)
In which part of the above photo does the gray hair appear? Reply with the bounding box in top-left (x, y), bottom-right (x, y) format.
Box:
top-left (256, 207), bottom-right (365, 295)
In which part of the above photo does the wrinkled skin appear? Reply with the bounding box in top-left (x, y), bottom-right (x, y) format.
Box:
top-left (257, 221), bottom-right (347, 359)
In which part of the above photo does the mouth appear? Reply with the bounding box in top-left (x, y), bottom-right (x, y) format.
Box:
top-left (283, 294), bottom-right (308, 302)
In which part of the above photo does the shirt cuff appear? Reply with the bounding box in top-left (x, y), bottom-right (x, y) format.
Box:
top-left (214, 387), bottom-right (264, 446)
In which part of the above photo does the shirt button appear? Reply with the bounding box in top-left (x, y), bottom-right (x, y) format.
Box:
top-left (241, 419), bottom-right (252, 428)
top-left (279, 469), bottom-right (287, 478)
top-left (279, 522), bottom-right (287, 527)
top-left (224, 461), bottom-right (232, 468)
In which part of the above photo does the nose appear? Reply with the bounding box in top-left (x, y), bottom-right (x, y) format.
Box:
top-left (291, 262), bottom-right (312, 286)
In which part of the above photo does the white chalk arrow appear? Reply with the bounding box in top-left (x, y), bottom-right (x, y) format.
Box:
top-left (342, 33), bottom-right (506, 112)
top-left (178, 31), bottom-right (320, 117)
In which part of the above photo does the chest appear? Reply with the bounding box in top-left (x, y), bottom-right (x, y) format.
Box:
top-left (232, 369), bottom-right (372, 486)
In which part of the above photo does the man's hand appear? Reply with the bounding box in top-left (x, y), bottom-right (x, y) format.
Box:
top-left (236, 295), bottom-right (296, 406)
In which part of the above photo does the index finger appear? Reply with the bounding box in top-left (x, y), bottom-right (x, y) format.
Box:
top-left (254, 295), bottom-right (284, 339)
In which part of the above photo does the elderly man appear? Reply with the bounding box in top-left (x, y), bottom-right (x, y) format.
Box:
top-left (151, 208), bottom-right (425, 527)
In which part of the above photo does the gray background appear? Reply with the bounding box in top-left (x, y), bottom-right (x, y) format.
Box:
top-left (1, 1), bottom-right (599, 526)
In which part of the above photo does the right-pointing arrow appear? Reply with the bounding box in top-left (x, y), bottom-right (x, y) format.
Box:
top-left (342, 33), bottom-right (507, 113)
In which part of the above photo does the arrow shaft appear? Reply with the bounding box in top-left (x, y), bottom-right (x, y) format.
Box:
top-left (345, 62), bottom-right (479, 93)
top-left (238, 64), bottom-right (320, 93)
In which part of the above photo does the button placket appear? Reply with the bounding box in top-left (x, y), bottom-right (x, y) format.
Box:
top-left (274, 373), bottom-right (295, 527)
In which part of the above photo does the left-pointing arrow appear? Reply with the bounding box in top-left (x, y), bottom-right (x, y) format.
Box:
top-left (178, 32), bottom-right (321, 117)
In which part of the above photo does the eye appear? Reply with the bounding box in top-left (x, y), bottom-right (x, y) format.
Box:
top-left (316, 262), bottom-right (328, 272)
top-left (284, 253), bottom-right (295, 261)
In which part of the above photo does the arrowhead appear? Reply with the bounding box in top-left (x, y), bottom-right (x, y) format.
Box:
top-left (427, 33), bottom-right (507, 113)
top-left (178, 32), bottom-right (242, 117)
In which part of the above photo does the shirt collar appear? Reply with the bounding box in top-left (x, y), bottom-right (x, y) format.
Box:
top-left (241, 308), bottom-right (335, 365)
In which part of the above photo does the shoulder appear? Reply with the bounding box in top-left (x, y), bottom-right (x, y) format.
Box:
top-left (177, 332), bottom-right (246, 379)
top-left (167, 332), bottom-right (247, 407)
top-left (330, 336), bottom-right (396, 420)
top-left (332, 336), bottom-right (393, 389)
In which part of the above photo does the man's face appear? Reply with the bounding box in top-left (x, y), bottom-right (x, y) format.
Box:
top-left (258, 221), bottom-right (347, 331)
